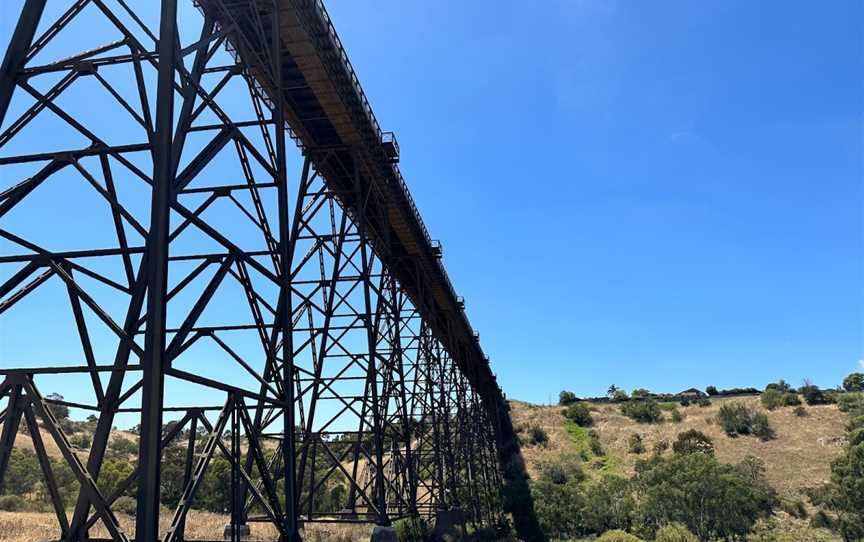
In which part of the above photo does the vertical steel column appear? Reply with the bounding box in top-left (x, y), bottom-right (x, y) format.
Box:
top-left (352, 154), bottom-right (389, 526)
top-left (136, 0), bottom-right (177, 538)
top-left (0, 0), bottom-right (46, 125)
top-left (272, 4), bottom-right (301, 539)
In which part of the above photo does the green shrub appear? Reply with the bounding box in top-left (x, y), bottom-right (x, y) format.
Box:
top-left (628, 433), bottom-right (645, 454)
top-left (810, 509), bottom-right (835, 530)
top-left (779, 498), bottom-right (807, 519)
top-left (793, 405), bottom-right (807, 417)
top-left (540, 455), bottom-right (584, 485)
top-left (653, 439), bottom-right (669, 456)
top-left (634, 453), bottom-right (776, 540)
top-left (672, 429), bottom-right (714, 456)
top-left (563, 402), bottom-right (594, 427)
top-left (632, 388), bottom-right (651, 399)
top-left (837, 393), bottom-right (864, 413)
top-left (620, 400), bottom-right (662, 423)
top-left (0, 495), bottom-right (26, 511)
top-left (113, 495), bottom-right (138, 516)
top-left (582, 475), bottom-right (634, 533)
top-left (596, 529), bottom-right (643, 541)
top-left (531, 479), bottom-right (587, 540)
top-left (70, 432), bottom-right (92, 449)
top-left (528, 425), bottom-right (549, 447)
top-left (761, 388), bottom-right (783, 410)
top-left (670, 408), bottom-right (683, 423)
top-left (800, 385), bottom-right (829, 405)
top-left (654, 522), bottom-right (699, 542)
top-left (588, 430), bottom-right (605, 456)
top-left (696, 397), bottom-right (712, 408)
top-left (751, 412), bottom-right (775, 441)
top-left (782, 392), bottom-right (802, 406)
top-left (717, 402), bottom-right (773, 439)
top-left (843, 372), bottom-right (864, 392)
top-left (559, 390), bottom-right (578, 406)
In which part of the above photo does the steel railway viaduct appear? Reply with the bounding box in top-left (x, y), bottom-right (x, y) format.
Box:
top-left (0, 1), bottom-right (542, 541)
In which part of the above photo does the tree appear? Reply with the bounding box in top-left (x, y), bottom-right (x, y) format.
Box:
top-left (583, 475), bottom-right (635, 533)
top-left (811, 400), bottom-right (864, 540)
top-left (608, 384), bottom-right (619, 398)
top-left (633, 453), bottom-right (776, 540)
top-left (843, 372), bottom-right (864, 393)
top-left (558, 390), bottom-right (578, 406)
top-left (706, 386), bottom-right (718, 396)
top-left (632, 388), bottom-right (651, 399)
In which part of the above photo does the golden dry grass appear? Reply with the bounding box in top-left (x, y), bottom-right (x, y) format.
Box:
top-left (511, 395), bottom-right (848, 493)
top-left (0, 511), bottom-right (372, 542)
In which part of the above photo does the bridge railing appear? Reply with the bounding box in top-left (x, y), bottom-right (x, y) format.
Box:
top-left (311, 0), bottom-right (490, 365)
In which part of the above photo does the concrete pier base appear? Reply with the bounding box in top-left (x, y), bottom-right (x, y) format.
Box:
top-left (370, 525), bottom-right (398, 542)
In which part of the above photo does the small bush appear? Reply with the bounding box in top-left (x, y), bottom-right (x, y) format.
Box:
top-left (779, 498), bottom-right (807, 519)
top-left (562, 402), bottom-right (594, 427)
top-left (588, 430), bottom-right (605, 456)
top-left (673, 429), bottom-right (714, 456)
top-left (810, 510), bottom-right (835, 529)
top-left (670, 408), bottom-right (684, 423)
top-left (696, 397), bottom-right (711, 408)
top-left (628, 433), bottom-right (645, 454)
top-left (717, 403), bottom-right (773, 439)
top-left (0, 495), bottom-right (26, 511)
top-left (620, 400), bottom-right (662, 423)
top-left (654, 522), bottom-right (699, 542)
top-left (70, 432), bottom-right (92, 449)
top-left (800, 385), bottom-right (829, 405)
top-left (751, 412), bottom-right (775, 441)
top-left (793, 405), bottom-right (807, 417)
top-left (540, 455), bottom-right (584, 485)
top-left (653, 439), bottom-right (669, 456)
top-left (558, 390), bottom-right (578, 406)
top-left (597, 530), bottom-right (643, 542)
top-left (782, 392), bottom-right (802, 406)
top-left (113, 495), bottom-right (137, 516)
top-left (761, 388), bottom-right (783, 410)
top-left (837, 392), bottom-right (864, 413)
top-left (528, 425), bottom-right (549, 447)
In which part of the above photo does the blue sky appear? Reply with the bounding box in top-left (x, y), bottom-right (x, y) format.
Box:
top-left (0, 0), bottom-right (861, 413)
top-left (325, 0), bottom-right (863, 402)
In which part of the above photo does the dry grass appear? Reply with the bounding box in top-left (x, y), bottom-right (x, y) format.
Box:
top-left (511, 395), bottom-right (848, 493)
top-left (0, 511), bottom-right (372, 542)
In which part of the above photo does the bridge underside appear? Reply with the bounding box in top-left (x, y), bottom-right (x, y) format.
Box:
top-left (0, 1), bottom-right (529, 541)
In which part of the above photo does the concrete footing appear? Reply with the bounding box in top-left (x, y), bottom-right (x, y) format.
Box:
top-left (432, 508), bottom-right (464, 540)
top-left (222, 524), bottom-right (251, 540)
top-left (370, 525), bottom-right (398, 542)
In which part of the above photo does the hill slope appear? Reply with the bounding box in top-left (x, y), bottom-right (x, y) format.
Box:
top-left (511, 395), bottom-right (848, 492)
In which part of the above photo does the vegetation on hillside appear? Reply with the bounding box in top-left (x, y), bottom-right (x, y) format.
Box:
top-left (512, 374), bottom-right (861, 541)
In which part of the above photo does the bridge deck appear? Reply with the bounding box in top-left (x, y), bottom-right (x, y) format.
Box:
top-left (203, 0), bottom-right (501, 403)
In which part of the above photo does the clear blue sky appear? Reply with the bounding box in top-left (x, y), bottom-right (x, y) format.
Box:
top-left (1, 1), bottom-right (862, 412)
top-left (325, 0), bottom-right (863, 402)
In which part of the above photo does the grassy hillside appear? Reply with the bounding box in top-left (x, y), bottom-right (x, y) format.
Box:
top-left (511, 395), bottom-right (848, 492)
top-left (511, 394), bottom-right (855, 541)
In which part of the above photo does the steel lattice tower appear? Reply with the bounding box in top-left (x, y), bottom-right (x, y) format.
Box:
top-left (0, 1), bottom-right (541, 541)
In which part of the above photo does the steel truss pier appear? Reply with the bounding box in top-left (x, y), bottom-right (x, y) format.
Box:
top-left (0, 1), bottom-right (540, 541)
